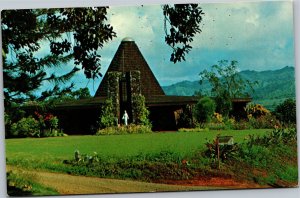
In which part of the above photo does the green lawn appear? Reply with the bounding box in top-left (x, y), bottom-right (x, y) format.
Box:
top-left (6, 129), bottom-right (270, 162)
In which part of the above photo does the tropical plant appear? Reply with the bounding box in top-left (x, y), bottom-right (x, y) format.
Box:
top-left (204, 135), bottom-right (239, 168)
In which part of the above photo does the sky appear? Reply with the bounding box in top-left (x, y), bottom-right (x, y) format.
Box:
top-left (3, 0), bottom-right (296, 96)
top-left (68, 0), bottom-right (295, 95)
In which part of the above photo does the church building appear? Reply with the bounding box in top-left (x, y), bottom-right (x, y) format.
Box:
top-left (51, 38), bottom-right (250, 134)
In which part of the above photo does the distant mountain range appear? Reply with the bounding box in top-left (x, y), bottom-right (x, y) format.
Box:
top-left (162, 66), bottom-right (296, 110)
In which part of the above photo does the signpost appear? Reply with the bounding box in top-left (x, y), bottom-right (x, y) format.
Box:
top-left (216, 136), bottom-right (234, 169)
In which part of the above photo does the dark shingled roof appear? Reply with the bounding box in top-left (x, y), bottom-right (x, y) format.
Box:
top-left (51, 96), bottom-right (251, 109)
top-left (95, 39), bottom-right (165, 97)
top-left (52, 95), bottom-right (200, 109)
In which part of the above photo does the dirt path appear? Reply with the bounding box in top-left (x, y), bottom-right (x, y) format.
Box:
top-left (7, 166), bottom-right (217, 195)
top-left (156, 177), bottom-right (269, 189)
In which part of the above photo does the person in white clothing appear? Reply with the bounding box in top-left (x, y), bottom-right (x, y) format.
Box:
top-left (122, 110), bottom-right (129, 126)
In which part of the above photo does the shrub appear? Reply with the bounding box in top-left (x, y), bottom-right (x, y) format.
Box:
top-left (239, 144), bottom-right (272, 168)
top-left (204, 122), bottom-right (226, 130)
top-left (176, 105), bottom-right (196, 128)
top-left (97, 124), bottom-right (152, 135)
top-left (34, 112), bottom-right (62, 137)
top-left (193, 97), bottom-right (216, 124)
top-left (245, 103), bottom-right (270, 118)
top-left (99, 98), bottom-right (117, 128)
top-left (10, 117), bottom-right (40, 137)
top-left (274, 99), bottom-right (296, 125)
top-left (223, 117), bottom-right (236, 129)
top-left (64, 150), bottom-right (194, 181)
top-left (178, 127), bottom-right (207, 132)
top-left (248, 114), bottom-right (280, 129)
top-left (245, 128), bottom-right (297, 147)
top-left (232, 119), bottom-right (252, 130)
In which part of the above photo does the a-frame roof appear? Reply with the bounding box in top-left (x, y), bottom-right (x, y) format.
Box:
top-left (95, 38), bottom-right (165, 97)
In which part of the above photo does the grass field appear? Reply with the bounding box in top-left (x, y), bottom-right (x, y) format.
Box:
top-left (6, 129), bottom-right (270, 162)
top-left (5, 129), bottom-right (298, 195)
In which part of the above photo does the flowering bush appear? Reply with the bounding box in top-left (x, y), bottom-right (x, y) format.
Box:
top-left (34, 111), bottom-right (58, 131)
top-left (248, 114), bottom-right (280, 129)
top-left (212, 112), bottom-right (223, 123)
top-left (245, 104), bottom-right (270, 118)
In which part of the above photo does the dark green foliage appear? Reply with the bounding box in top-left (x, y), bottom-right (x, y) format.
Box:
top-left (163, 4), bottom-right (204, 63)
top-left (214, 90), bottom-right (232, 117)
top-left (177, 105), bottom-right (196, 128)
top-left (10, 117), bottom-right (40, 137)
top-left (107, 72), bottom-right (122, 119)
top-left (99, 98), bottom-right (117, 129)
top-left (193, 97), bottom-right (216, 123)
top-left (274, 99), bottom-right (296, 125)
top-left (2, 8), bottom-right (115, 103)
top-left (131, 94), bottom-right (150, 126)
top-left (46, 87), bottom-right (92, 102)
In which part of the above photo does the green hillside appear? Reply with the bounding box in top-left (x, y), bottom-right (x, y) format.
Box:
top-left (162, 66), bottom-right (296, 110)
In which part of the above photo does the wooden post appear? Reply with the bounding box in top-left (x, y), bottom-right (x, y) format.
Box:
top-left (217, 137), bottom-right (220, 170)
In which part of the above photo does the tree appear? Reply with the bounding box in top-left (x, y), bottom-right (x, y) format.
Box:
top-left (163, 4), bottom-right (204, 63)
top-left (2, 8), bottom-right (115, 104)
top-left (199, 60), bottom-right (256, 116)
top-left (193, 97), bottom-right (216, 124)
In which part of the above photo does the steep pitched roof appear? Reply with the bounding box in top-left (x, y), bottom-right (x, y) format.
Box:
top-left (95, 38), bottom-right (165, 97)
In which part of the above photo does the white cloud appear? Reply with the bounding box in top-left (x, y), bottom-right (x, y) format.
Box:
top-left (193, 1), bottom-right (293, 50)
top-left (107, 5), bottom-right (162, 45)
